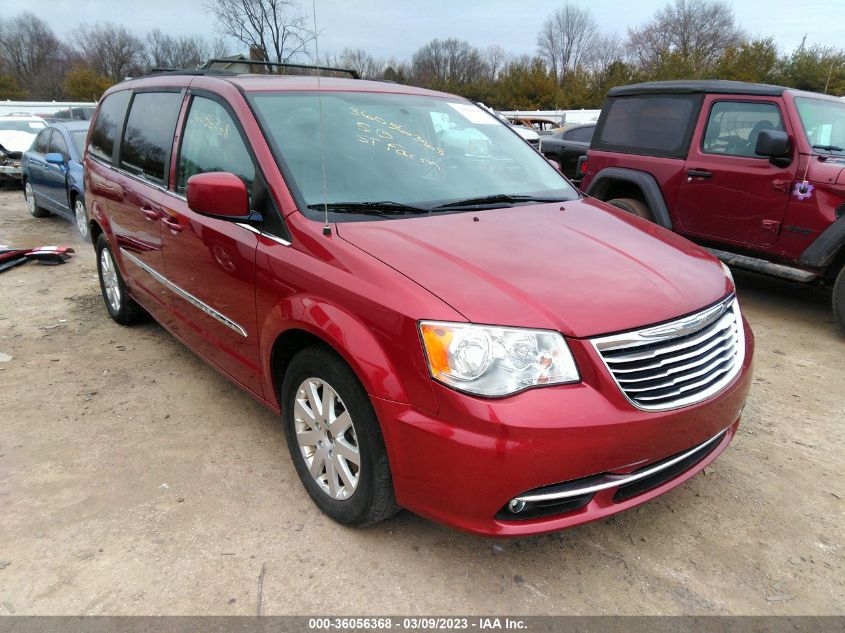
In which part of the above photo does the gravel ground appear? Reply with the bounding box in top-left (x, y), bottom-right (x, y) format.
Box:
top-left (0, 189), bottom-right (843, 615)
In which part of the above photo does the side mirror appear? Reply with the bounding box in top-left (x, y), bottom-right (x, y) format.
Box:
top-left (186, 172), bottom-right (250, 219)
top-left (45, 152), bottom-right (66, 165)
top-left (755, 129), bottom-right (791, 160)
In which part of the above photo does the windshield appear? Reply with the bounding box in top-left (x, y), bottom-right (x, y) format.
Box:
top-left (71, 130), bottom-right (87, 157)
top-left (0, 120), bottom-right (45, 133)
top-left (249, 91), bottom-right (577, 220)
top-left (795, 97), bottom-right (845, 154)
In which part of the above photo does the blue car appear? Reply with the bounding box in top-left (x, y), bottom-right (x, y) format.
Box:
top-left (22, 121), bottom-right (90, 239)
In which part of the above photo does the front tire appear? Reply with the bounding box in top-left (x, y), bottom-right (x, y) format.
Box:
top-left (607, 197), bottom-right (653, 221)
top-left (24, 181), bottom-right (49, 218)
top-left (95, 234), bottom-right (149, 325)
top-left (833, 265), bottom-right (845, 335)
top-left (281, 345), bottom-right (399, 526)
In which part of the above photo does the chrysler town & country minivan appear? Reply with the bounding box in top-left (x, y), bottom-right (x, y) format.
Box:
top-left (83, 67), bottom-right (754, 536)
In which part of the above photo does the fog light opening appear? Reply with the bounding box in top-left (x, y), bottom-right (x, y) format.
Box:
top-left (508, 499), bottom-right (527, 514)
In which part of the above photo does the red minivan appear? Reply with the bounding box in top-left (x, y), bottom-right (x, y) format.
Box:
top-left (83, 67), bottom-right (754, 536)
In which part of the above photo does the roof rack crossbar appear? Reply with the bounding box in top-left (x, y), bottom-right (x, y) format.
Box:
top-left (200, 59), bottom-right (360, 79)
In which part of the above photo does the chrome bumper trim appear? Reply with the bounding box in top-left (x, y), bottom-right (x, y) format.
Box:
top-left (514, 429), bottom-right (726, 504)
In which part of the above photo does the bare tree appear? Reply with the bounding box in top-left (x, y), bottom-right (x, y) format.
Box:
top-left (482, 44), bottom-right (510, 81)
top-left (627, 0), bottom-right (745, 73)
top-left (75, 23), bottom-right (146, 81)
top-left (0, 12), bottom-right (67, 96)
top-left (326, 48), bottom-right (385, 79)
top-left (411, 38), bottom-right (485, 85)
top-left (146, 29), bottom-right (219, 69)
top-left (587, 33), bottom-right (624, 76)
top-left (205, 0), bottom-right (313, 64)
top-left (537, 4), bottom-right (598, 82)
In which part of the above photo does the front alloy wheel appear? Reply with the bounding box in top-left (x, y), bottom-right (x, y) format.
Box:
top-left (281, 345), bottom-right (398, 526)
top-left (294, 377), bottom-right (361, 500)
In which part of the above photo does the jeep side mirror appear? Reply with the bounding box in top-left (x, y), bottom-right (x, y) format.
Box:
top-left (187, 172), bottom-right (251, 219)
top-left (755, 129), bottom-right (791, 164)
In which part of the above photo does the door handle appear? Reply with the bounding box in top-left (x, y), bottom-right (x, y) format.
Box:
top-left (162, 216), bottom-right (183, 233)
top-left (140, 206), bottom-right (162, 221)
top-left (687, 169), bottom-right (713, 179)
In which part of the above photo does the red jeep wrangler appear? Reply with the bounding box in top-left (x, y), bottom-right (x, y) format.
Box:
top-left (580, 80), bottom-right (845, 333)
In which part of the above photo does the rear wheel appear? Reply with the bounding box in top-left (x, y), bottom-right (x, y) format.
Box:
top-left (833, 265), bottom-right (845, 335)
top-left (281, 345), bottom-right (399, 527)
top-left (24, 181), bottom-right (49, 218)
top-left (607, 197), bottom-right (653, 221)
top-left (95, 234), bottom-right (149, 325)
top-left (73, 195), bottom-right (89, 239)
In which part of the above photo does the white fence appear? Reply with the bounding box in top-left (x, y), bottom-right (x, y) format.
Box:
top-left (0, 101), bottom-right (97, 117)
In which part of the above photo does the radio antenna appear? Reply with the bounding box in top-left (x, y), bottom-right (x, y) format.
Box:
top-left (311, 0), bottom-right (331, 236)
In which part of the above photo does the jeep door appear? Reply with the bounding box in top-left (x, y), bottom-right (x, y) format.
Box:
top-left (157, 93), bottom-right (263, 396)
top-left (676, 95), bottom-right (797, 248)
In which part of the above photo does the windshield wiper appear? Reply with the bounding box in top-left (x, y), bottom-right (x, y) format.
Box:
top-left (812, 144), bottom-right (845, 153)
top-left (432, 193), bottom-right (571, 210)
top-left (306, 201), bottom-right (430, 215)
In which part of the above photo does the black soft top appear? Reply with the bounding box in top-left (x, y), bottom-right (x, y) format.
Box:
top-left (608, 80), bottom-right (787, 97)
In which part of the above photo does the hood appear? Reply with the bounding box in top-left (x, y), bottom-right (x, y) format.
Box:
top-left (803, 155), bottom-right (845, 185)
top-left (0, 130), bottom-right (37, 154)
top-left (337, 199), bottom-right (731, 338)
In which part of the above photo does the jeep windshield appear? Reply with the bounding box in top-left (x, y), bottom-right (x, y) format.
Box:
top-left (249, 91), bottom-right (577, 220)
top-left (795, 97), bottom-right (845, 156)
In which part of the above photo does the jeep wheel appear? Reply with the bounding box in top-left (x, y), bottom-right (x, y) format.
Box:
top-left (281, 345), bottom-right (399, 527)
top-left (833, 265), bottom-right (845, 335)
top-left (607, 197), bottom-right (653, 222)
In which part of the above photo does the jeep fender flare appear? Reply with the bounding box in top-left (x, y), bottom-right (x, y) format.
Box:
top-left (799, 214), bottom-right (845, 270)
top-left (584, 167), bottom-right (673, 230)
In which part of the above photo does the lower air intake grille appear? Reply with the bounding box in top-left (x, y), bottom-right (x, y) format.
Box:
top-left (592, 296), bottom-right (744, 411)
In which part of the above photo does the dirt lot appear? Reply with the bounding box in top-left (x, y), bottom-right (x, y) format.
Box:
top-left (0, 189), bottom-right (843, 616)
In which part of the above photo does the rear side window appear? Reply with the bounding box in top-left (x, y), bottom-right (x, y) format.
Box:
top-left (594, 94), bottom-right (701, 158)
top-left (49, 130), bottom-right (68, 158)
top-left (565, 126), bottom-right (594, 143)
top-left (121, 91), bottom-right (183, 185)
top-left (702, 101), bottom-right (784, 158)
top-left (90, 90), bottom-right (131, 164)
top-left (33, 129), bottom-right (51, 153)
top-left (176, 96), bottom-right (255, 194)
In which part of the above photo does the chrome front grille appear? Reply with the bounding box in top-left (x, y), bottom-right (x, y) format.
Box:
top-left (592, 296), bottom-right (744, 411)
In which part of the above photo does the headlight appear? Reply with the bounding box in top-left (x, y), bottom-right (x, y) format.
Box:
top-left (720, 261), bottom-right (734, 286)
top-left (419, 321), bottom-right (580, 397)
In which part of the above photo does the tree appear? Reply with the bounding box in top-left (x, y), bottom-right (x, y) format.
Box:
top-left (146, 29), bottom-right (221, 69)
top-left (0, 12), bottom-right (67, 98)
top-left (777, 43), bottom-right (845, 95)
top-left (411, 38), bottom-right (485, 87)
top-left (64, 65), bottom-right (113, 101)
top-left (327, 48), bottom-right (385, 79)
top-left (627, 0), bottom-right (745, 76)
top-left (0, 73), bottom-right (25, 100)
top-left (537, 4), bottom-right (598, 83)
top-left (496, 56), bottom-right (558, 110)
top-left (715, 37), bottom-right (778, 83)
top-left (75, 23), bottom-right (146, 81)
top-left (205, 0), bottom-right (312, 64)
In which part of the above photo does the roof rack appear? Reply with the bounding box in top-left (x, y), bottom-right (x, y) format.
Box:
top-left (200, 59), bottom-right (360, 79)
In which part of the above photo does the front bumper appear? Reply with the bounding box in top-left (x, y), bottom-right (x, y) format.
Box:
top-left (0, 163), bottom-right (22, 178)
top-left (373, 317), bottom-right (754, 537)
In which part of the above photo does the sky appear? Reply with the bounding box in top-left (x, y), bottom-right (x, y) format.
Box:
top-left (14, 0), bottom-right (845, 61)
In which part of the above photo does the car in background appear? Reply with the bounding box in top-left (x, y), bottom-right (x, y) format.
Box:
top-left (49, 106), bottom-right (96, 121)
top-left (21, 121), bottom-right (91, 238)
top-left (539, 123), bottom-right (596, 180)
top-left (0, 114), bottom-right (47, 185)
top-left (507, 115), bottom-right (561, 136)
